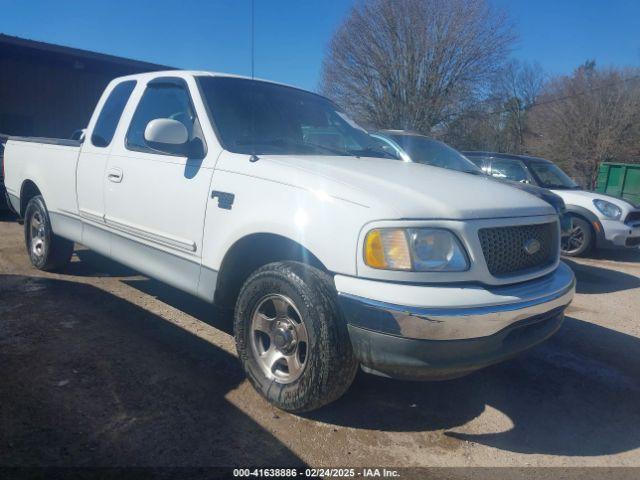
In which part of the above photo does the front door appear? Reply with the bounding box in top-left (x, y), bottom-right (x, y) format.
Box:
top-left (103, 77), bottom-right (214, 295)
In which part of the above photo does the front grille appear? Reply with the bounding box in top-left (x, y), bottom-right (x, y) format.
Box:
top-left (478, 222), bottom-right (558, 276)
top-left (625, 211), bottom-right (640, 224)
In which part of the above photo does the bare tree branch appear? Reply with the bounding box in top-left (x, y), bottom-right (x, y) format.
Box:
top-left (319, 0), bottom-right (516, 133)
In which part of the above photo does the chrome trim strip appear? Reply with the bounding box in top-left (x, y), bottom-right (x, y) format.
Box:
top-left (105, 216), bottom-right (197, 253)
top-left (79, 214), bottom-right (201, 265)
top-left (339, 270), bottom-right (575, 341)
top-left (75, 210), bottom-right (197, 254)
top-left (79, 208), bottom-right (104, 223)
top-left (59, 209), bottom-right (82, 219)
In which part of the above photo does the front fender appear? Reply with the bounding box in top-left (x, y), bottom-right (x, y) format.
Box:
top-left (200, 169), bottom-right (375, 276)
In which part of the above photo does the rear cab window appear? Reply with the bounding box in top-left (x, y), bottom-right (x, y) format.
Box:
top-left (91, 80), bottom-right (136, 148)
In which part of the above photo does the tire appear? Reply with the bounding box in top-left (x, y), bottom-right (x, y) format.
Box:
top-left (561, 216), bottom-right (593, 257)
top-left (24, 195), bottom-right (74, 271)
top-left (234, 261), bottom-right (358, 412)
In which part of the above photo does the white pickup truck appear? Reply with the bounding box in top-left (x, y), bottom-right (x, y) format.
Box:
top-left (3, 71), bottom-right (575, 412)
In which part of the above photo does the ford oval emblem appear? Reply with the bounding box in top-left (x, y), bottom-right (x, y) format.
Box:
top-left (523, 238), bottom-right (541, 255)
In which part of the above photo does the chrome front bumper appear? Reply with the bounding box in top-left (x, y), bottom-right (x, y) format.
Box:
top-left (336, 263), bottom-right (575, 380)
top-left (336, 261), bottom-right (575, 341)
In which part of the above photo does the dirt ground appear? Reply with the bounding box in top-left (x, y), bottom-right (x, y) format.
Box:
top-left (1, 210), bottom-right (640, 472)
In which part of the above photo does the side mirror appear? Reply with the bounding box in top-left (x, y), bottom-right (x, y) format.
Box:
top-left (144, 118), bottom-right (189, 146)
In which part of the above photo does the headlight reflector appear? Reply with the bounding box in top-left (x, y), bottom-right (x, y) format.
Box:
top-left (408, 228), bottom-right (469, 271)
top-left (364, 228), bottom-right (468, 271)
top-left (593, 199), bottom-right (622, 220)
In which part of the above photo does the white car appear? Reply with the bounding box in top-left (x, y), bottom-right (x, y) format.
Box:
top-left (4, 71), bottom-right (575, 412)
top-left (463, 152), bottom-right (640, 256)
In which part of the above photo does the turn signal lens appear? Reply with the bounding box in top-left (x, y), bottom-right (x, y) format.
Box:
top-left (364, 229), bottom-right (411, 270)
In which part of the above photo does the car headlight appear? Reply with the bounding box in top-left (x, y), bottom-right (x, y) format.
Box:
top-left (593, 199), bottom-right (622, 220)
top-left (364, 228), bottom-right (469, 271)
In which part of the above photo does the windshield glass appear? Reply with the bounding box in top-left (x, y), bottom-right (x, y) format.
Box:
top-left (527, 161), bottom-right (578, 189)
top-left (389, 134), bottom-right (482, 174)
top-left (197, 76), bottom-right (393, 158)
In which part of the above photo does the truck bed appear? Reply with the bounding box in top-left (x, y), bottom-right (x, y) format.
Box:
top-left (3, 136), bottom-right (82, 219)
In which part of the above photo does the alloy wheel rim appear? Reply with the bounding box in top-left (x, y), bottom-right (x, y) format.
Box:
top-left (30, 211), bottom-right (47, 258)
top-left (250, 294), bottom-right (309, 384)
top-left (561, 224), bottom-right (585, 254)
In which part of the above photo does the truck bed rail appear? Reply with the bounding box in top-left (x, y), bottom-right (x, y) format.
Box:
top-left (7, 136), bottom-right (81, 147)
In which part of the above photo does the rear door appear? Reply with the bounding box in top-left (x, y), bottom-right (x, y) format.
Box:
top-left (77, 80), bottom-right (136, 255)
top-left (103, 76), bottom-right (214, 295)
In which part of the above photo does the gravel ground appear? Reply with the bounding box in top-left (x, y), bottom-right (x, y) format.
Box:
top-left (1, 210), bottom-right (639, 472)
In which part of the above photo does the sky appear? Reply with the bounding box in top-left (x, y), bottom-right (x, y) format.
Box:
top-left (1, 0), bottom-right (639, 91)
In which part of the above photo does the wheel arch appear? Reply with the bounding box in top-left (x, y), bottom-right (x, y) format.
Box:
top-left (564, 204), bottom-right (604, 247)
top-left (19, 180), bottom-right (42, 218)
top-left (213, 233), bottom-right (329, 309)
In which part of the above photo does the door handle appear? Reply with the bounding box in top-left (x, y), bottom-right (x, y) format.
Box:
top-left (106, 168), bottom-right (123, 183)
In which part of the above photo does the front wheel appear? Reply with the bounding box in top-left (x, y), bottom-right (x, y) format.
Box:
top-left (234, 261), bottom-right (358, 412)
top-left (24, 195), bottom-right (74, 271)
top-left (561, 216), bottom-right (593, 257)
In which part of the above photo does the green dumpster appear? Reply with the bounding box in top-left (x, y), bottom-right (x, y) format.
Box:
top-left (595, 162), bottom-right (640, 206)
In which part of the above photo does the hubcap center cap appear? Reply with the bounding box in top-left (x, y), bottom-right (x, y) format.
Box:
top-left (273, 325), bottom-right (296, 353)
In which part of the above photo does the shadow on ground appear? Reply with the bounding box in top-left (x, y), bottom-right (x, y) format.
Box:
top-left (0, 210), bottom-right (17, 222)
top-left (0, 274), bottom-right (302, 467)
top-left (308, 316), bottom-right (640, 456)
top-left (123, 277), bottom-right (234, 336)
top-left (564, 258), bottom-right (640, 294)
top-left (65, 249), bottom-right (140, 278)
top-left (3, 249), bottom-right (639, 463)
top-left (589, 248), bottom-right (640, 263)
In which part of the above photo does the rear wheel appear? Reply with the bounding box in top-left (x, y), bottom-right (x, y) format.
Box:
top-left (234, 261), bottom-right (358, 412)
top-left (561, 216), bottom-right (593, 257)
top-left (24, 195), bottom-right (74, 271)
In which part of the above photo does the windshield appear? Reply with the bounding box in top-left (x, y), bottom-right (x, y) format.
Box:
top-left (197, 76), bottom-right (393, 159)
top-left (527, 161), bottom-right (578, 189)
top-left (389, 134), bottom-right (482, 174)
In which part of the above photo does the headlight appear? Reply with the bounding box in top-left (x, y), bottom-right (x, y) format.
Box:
top-left (364, 228), bottom-right (468, 271)
top-left (593, 199), bottom-right (622, 220)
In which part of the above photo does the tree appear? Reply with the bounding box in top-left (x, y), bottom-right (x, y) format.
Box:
top-left (526, 62), bottom-right (640, 188)
top-left (441, 60), bottom-right (544, 153)
top-left (320, 0), bottom-right (516, 133)
top-left (492, 60), bottom-right (544, 153)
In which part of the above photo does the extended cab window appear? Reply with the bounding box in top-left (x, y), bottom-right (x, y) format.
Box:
top-left (91, 80), bottom-right (136, 147)
top-left (126, 80), bottom-right (197, 154)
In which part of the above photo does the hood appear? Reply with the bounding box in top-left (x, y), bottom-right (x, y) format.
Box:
top-left (264, 155), bottom-right (555, 220)
top-left (491, 178), bottom-right (565, 212)
top-left (552, 188), bottom-right (638, 212)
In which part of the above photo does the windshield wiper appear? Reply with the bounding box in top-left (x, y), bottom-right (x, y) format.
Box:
top-left (347, 147), bottom-right (396, 159)
top-left (236, 138), bottom-right (350, 156)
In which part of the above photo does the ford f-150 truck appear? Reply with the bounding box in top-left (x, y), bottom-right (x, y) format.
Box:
top-left (4, 71), bottom-right (575, 412)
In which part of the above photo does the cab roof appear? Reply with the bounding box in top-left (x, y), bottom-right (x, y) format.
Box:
top-left (462, 151), bottom-right (553, 164)
top-left (112, 70), bottom-right (307, 94)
